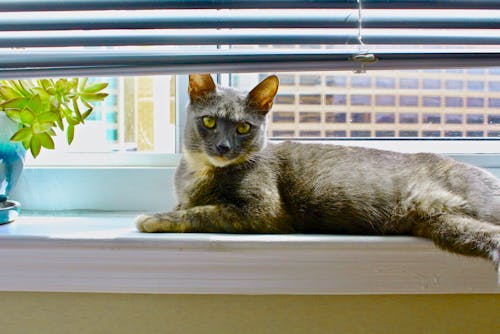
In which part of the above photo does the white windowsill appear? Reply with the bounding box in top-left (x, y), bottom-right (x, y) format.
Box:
top-left (1, 212), bottom-right (498, 295)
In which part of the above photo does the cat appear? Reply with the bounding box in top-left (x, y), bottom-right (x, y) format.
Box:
top-left (136, 73), bottom-right (500, 270)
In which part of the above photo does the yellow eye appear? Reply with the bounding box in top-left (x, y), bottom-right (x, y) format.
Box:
top-left (236, 122), bottom-right (251, 135)
top-left (202, 116), bottom-right (216, 129)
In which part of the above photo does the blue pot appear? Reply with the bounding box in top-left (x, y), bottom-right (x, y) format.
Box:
top-left (0, 113), bottom-right (26, 224)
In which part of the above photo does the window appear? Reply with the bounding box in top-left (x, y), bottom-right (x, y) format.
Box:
top-left (351, 95), bottom-right (372, 106)
top-left (375, 95), bottom-right (396, 106)
top-left (400, 95), bottom-right (419, 107)
top-left (445, 97), bottom-right (463, 108)
top-left (423, 96), bottom-right (441, 107)
top-left (489, 81), bottom-right (500, 92)
top-left (400, 113), bottom-right (419, 124)
top-left (376, 131), bottom-right (395, 137)
top-left (376, 113), bottom-right (395, 124)
top-left (445, 80), bottom-right (463, 90)
top-left (445, 114), bottom-right (463, 124)
top-left (467, 98), bottom-right (484, 108)
top-left (351, 130), bottom-right (371, 137)
top-left (468, 81), bottom-right (485, 91)
top-left (423, 79), bottom-right (441, 90)
top-left (300, 75), bottom-right (321, 86)
top-left (351, 76), bottom-right (371, 88)
top-left (423, 131), bottom-right (441, 137)
top-left (273, 112), bottom-right (295, 123)
top-left (325, 76), bottom-right (346, 87)
top-left (325, 112), bottom-right (347, 123)
top-left (325, 130), bottom-right (346, 137)
top-left (376, 77), bottom-right (395, 89)
top-left (399, 130), bottom-right (418, 137)
top-left (3, 0), bottom-right (500, 213)
top-left (423, 114), bottom-right (441, 124)
top-left (299, 94), bottom-right (321, 105)
top-left (351, 112), bottom-right (371, 123)
top-left (299, 112), bottom-right (321, 123)
top-left (400, 78), bottom-right (419, 89)
top-left (467, 114), bottom-right (484, 124)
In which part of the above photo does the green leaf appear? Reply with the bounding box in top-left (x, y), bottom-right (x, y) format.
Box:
top-left (10, 127), bottom-right (32, 142)
top-left (22, 138), bottom-right (30, 150)
top-left (56, 115), bottom-right (64, 131)
top-left (32, 121), bottom-right (53, 134)
top-left (30, 134), bottom-right (41, 158)
top-left (20, 108), bottom-right (36, 125)
top-left (38, 79), bottom-right (53, 91)
top-left (39, 132), bottom-right (55, 149)
top-left (38, 121), bottom-right (54, 133)
top-left (32, 87), bottom-right (51, 101)
top-left (0, 86), bottom-right (20, 100)
top-left (80, 98), bottom-right (93, 110)
top-left (80, 92), bottom-right (108, 102)
top-left (38, 111), bottom-right (59, 123)
top-left (83, 82), bottom-right (108, 93)
top-left (70, 78), bottom-right (79, 91)
top-left (82, 108), bottom-right (93, 120)
top-left (26, 94), bottom-right (42, 114)
top-left (67, 124), bottom-right (74, 145)
top-left (66, 116), bottom-right (79, 126)
top-left (11, 80), bottom-right (31, 98)
top-left (5, 110), bottom-right (21, 123)
top-left (78, 77), bottom-right (88, 91)
top-left (72, 98), bottom-right (83, 122)
top-left (0, 97), bottom-right (29, 109)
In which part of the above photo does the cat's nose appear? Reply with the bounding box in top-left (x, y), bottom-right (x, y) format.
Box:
top-left (216, 143), bottom-right (231, 154)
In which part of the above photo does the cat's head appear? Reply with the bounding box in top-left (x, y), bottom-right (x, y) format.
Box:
top-left (184, 74), bottom-right (279, 168)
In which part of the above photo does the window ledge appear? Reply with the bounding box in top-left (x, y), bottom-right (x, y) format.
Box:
top-left (0, 212), bottom-right (498, 295)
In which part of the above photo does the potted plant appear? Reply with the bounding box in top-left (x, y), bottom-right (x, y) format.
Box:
top-left (0, 78), bottom-right (108, 224)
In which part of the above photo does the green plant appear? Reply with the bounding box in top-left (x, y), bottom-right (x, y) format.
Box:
top-left (0, 78), bottom-right (108, 157)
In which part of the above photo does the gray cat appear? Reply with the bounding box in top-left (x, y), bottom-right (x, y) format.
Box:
top-left (136, 73), bottom-right (500, 269)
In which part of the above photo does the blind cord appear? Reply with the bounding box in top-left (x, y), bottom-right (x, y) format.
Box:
top-left (352, 0), bottom-right (377, 73)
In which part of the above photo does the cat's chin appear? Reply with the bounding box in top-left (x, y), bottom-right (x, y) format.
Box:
top-left (207, 155), bottom-right (240, 167)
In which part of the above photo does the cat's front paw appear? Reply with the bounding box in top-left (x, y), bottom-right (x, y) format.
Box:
top-left (135, 214), bottom-right (162, 233)
top-left (135, 213), bottom-right (181, 232)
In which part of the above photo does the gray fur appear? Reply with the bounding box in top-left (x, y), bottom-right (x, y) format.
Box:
top-left (136, 74), bottom-right (500, 268)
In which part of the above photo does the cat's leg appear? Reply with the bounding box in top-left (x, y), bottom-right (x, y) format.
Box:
top-left (413, 213), bottom-right (500, 267)
top-left (136, 205), bottom-right (292, 233)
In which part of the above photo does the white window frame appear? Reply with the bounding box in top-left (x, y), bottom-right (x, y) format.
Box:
top-left (10, 71), bottom-right (500, 211)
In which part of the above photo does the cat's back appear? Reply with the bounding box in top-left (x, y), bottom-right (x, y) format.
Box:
top-left (269, 141), bottom-right (444, 233)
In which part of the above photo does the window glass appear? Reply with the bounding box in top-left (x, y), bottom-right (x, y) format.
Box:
top-left (376, 77), bottom-right (396, 89)
top-left (445, 97), bottom-right (463, 108)
top-left (228, 68), bottom-right (500, 140)
top-left (400, 78), bottom-right (419, 89)
top-left (22, 76), bottom-right (178, 155)
top-left (423, 79), bottom-right (441, 90)
top-left (445, 114), bottom-right (463, 124)
top-left (445, 80), bottom-right (463, 90)
top-left (351, 77), bottom-right (372, 88)
top-left (399, 95), bottom-right (418, 107)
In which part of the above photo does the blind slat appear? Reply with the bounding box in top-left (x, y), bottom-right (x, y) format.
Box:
top-left (1, 50), bottom-right (499, 79)
top-left (2, 30), bottom-right (500, 48)
top-left (1, 10), bottom-right (499, 31)
top-left (1, 0), bottom-right (499, 11)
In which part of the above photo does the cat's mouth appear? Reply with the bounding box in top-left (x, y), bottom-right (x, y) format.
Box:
top-left (207, 155), bottom-right (238, 167)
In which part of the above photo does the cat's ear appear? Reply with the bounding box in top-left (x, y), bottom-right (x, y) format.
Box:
top-left (188, 74), bottom-right (216, 101)
top-left (247, 75), bottom-right (279, 114)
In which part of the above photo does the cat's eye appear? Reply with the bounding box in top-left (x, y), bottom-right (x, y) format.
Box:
top-left (236, 122), bottom-right (252, 135)
top-left (202, 116), bottom-right (216, 129)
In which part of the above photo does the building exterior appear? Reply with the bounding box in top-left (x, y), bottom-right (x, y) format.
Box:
top-left (262, 68), bottom-right (500, 138)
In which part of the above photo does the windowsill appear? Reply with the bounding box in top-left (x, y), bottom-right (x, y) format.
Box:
top-left (0, 212), bottom-right (499, 295)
